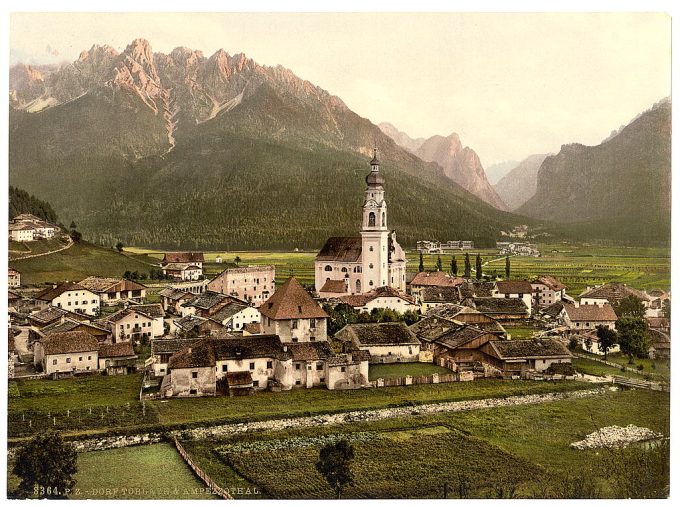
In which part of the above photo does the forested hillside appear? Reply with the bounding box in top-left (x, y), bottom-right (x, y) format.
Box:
top-left (9, 186), bottom-right (58, 223)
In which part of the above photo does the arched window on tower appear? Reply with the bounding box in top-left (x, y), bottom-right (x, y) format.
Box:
top-left (324, 265), bottom-right (333, 272)
top-left (368, 212), bottom-right (376, 227)
top-left (382, 212), bottom-right (386, 226)
top-left (356, 280), bottom-right (361, 293)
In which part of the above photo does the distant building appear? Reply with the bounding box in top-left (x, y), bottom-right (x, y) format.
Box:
top-left (161, 252), bottom-right (204, 281)
top-left (34, 331), bottom-right (99, 374)
top-left (333, 286), bottom-right (419, 314)
top-left (579, 283), bottom-right (651, 307)
top-left (494, 280), bottom-right (533, 314)
top-left (207, 265), bottom-right (275, 307)
top-left (335, 322), bottom-right (421, 364)
top-left (98, 342), bottom-right (137, 375)
top-left (560, 302), bottom-right (617, 331)
top-left (8, 268), bottom-right (21, 288)
top-left (9, 213), bottom-right (59, 241)
top-left (531, 276), bottom-right (567, 307)
top-left (409, 271), bottom-right (465, 302)
top-left (99, 305), bottom-right (163, 343)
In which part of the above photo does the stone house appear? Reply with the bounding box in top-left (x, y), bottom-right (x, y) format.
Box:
top-left (419, 286), bottom-right (462, 313)
top-left (207, 301), bottom-right (261, 332)
top-left (128, 303), bottom-right (166, 337)
top-left (408, 271), bottom-right (465, 303)
top-left (9, 222), bottom-right (35, 242)
top-left (648, 329), bottom-right (670, 360)
top-left (579, 330), bottom-right (621, 355)
top-left (561, 302), bottom-right (617, 331)
top-left (579, 283), bottom-right (651, 308)
top-left (150, 337), bottom-right (201, 377)
top-left (27, 306), bottom-right (89, 331)
top-left (179, 290), bottom-right (243, 318)
top-left (431, 324), bottom-right (503, 371)
top-left (207, 265), bottom-right (276, 307)
top-left (480, 339), bottom-right (572, 376)
top-left (99, 307), bottom-right (158, 343)
top-left (34, 331), bottom-right (99, 374)
top-left (78, 277), bottom-right (146, 306)
top-left (531, 276), bottom-right (567, 307)
top-left (335, 322), bottom-right (420, 363)
top-left (35, 282), bottom-right (100, 316)
top-left (260, 277), bottom-right (329, 343)
top-left (36, 318), bottom-right (111, 344)
top-left (334, 285), bottom-right (419, 314)
top-left (325, 350), bottom-right (370, 390)
top-left (8, 268), bottom-right (21, 288)
top-left (471, 297), bottom-right (530, 323)
top-left (172, 314), bottom-right (223, 337)
top-left (159, 287), bottom-right (194, 314)
top-left (98, 342), bottom-right (137, 375)
top-left (494, 280), bottom-right (533, 314)
top-left (287, 341), bottom-right (335, 388)
top-left (10, 213), bottom-right (59, 240)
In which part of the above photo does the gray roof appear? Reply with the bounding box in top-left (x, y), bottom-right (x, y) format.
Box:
top-left (340, 322), bottom-right (419, 346)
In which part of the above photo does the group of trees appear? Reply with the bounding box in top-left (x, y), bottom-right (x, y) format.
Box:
top-left (593, 316), bottom-right (650, 362)
top-left (9, 186), bottom-right (58, 223)
top-left (323, 303), bottom-right (420, 335)
top-left (418, 252), bottom-right (497, 281)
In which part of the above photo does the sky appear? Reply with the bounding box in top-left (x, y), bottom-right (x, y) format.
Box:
top-left (9, 12), bottom-right (671, 167)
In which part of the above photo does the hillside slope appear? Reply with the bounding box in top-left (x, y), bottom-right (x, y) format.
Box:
top-left (494, 154), bottom-right (550, 211)
top-left (517, 100), bottom-right (671, 244)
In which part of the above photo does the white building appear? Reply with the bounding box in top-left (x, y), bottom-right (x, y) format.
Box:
top-left (34, 282), bottom-right (100, 316)
top-left (494, 280), bottom-right (533, 314)
top-left (34, 331), bottom-right (99, 374)
top-left (207, 265), bottom-right (275, 307)
top-left (8, 268), bottom-right (21, 288)
top-left (315, 149), bottom-right (407, 295)
top-left (335, 286), bottom-right (419, 314)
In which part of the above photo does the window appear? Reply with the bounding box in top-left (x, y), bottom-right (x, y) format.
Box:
top-left (189, 389), bottom-right (197, 395)
top-left (192, 371), bottom-right (198, 378)
top-left (316, 363), bottom-right (323, 371)
top-left (295, 379), bottom-right (302, 385)
top-left (92, 299), bottom-right (97, 304)
top-left (369, 246), bottom-right (373, 252)
top-left (79, 357), bottom-right (83, 362)
top-left (253, 380), bottom-right (259, 388)
top-left (266, 361), bottom-right (273, 369)
top-left (341, 366), bottom-right (346, 372)
top-left (310, 336), bottom-right (316, 342)
top-left (369, 263), bottom-right (374, 269)
top-left (66, 357), bottom-right (71, 363)
top-left (295, 364), bottom-right (301, 370)
top-left (249, 362), bottom-right (255, 370)
top-left (292, 337), bottom-right (299, 343)
top-left (324, 265), bottom-right (333, 272)
top-left (310, 319), bottom-right (316, 329)
top-left (88, 356), bottom-right (92, 360)
top-left (320, 378), bottom-right (325, 383)
top-left (52, 359), bottom-right (57, 365)
top-left (222, 365), bottom-right (228, 372)
top-left (368, 212), bottom-right (376, 227)
top-left (369, 280), bottom-right (374, 287)
top-left (292, 319), bottom-right (298, 329)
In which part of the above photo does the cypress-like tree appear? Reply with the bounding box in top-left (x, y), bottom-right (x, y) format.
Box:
top-left (464, 253), bottom-right (471, 278)
top-left (436, 255), bottom-right (443, 271)
top-left (505, 255), bottom-right (510, 279)
top-left (475, 253), bottom-right (483, 280)
top-left (419, 252), bottom-right (424, 272)
top-left (451, 255), bottom-right (458, 276)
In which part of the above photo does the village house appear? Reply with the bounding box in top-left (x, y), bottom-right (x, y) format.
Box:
top-left (471, 297), bottom-right (530, 323)
top-left (162, 335), bottom-right (292, 396)
top-left (335, 322), bottom-right (421, 363)
top-left (579, 283), bottom-right (651, 308)
top-left (34, 282), bottom-right (100, 316)
top-left (98, 342), bottom-right (137, 375)
top-left (458, 280), bottom-right (499, 301)
top-left (78, 276), bottom-right (146, 306)
top-left (207, 265), bottom-right (276, 307)
top-left (161, 252), bottom-right (204, 281)
top-left (10, 213), bottom-right (59, 239)
top-left (314, 149), bottom-right (407, 296)
top-left (260, 277), bottom-right (329, 343)
top-left (206, 300), bottom-right (261, 332)
top-left (149, 337), bottom-right (201, 377)
top-left (9, 222), bottom-right (35, 242)
top-left (531, 276), bottom-right (567, 307)
top-left (8, 268), bottom-right (21, 288)
top-left (179, 290), bottom-right (244, 318)
top-left (37, 318), bottom-right (111, 344)
top-left (427, 304), bottom-right (507, 334)
top-left (646, 316), bottom-right (670, 334)
top-left (479, 339), bottom-right (572, 376)
top-left (159, 287), bottom-right (195, 314)
top-left (579, 330), bottom-right (621, 355)
top-left (334, 286), bottom-right (419, 314)
top-left (99, 305), bottom-right (163, 343)
top-left (419, 286), bottom-right (462, 313)
top-left (430, 323), bottom-right (505, 373)
top-left (27, 306), bottom-right (77, 331)
top-left (408, 271), bottom-right (465, 303)
top-left (172, 314), bottom-right (223, 337)
top-left (409, 314), bottom-right (460, 361)
top-left (648, 329), bottom-right (671, 360)
top-left (494, 280), bottom-right (534, 314)
top-left (560, 302), bottom-right (617, 331)
top-left (34, 331), bottom-right (99, 375)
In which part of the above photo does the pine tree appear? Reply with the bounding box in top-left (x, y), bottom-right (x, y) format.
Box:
top-left (464, 253), bottom-right (471, 278)
top-left (475, 253), bottom-right (483, 280)
top-left (436, 255), bottom-right (443, 271)
top-left (505, 255), bottom-right (511, 279)
top-left (419, 252), bottom-right (424, 272)
top-left (451, 255), bottom-right (458, 276)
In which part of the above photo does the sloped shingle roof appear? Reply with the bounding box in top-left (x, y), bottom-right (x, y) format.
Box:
top-left (496, 280), bottom-right (533, 294)
top-left (342, 322), bottom-right (419, 346)
top-left (99, 342), bottom-right (136, 358)
top-left (260, 277), bottom-right (328, 320)
top-left (316, 237), bottom-right (362, 263)
top-left (41, 331), bottom-right (99, 355)
top-left (473, 297), bottom-right (529, 315)
top-left (488, 338), bottom-right (572, 359)
top-left (580, 283), bottom-right (651, 303)
top-left (162, 252), bottom-right (205, 264)
top-left (563, 303), bottom-right (617, 322)
top-left (410, 271), bottom-right (465, 288)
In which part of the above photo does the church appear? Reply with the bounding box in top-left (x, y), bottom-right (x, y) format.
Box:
top-left (315, 149), bottom-right (407, 296)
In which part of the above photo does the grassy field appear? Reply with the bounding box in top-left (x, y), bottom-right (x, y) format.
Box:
top-left (368, 362), bottom-right (453, 380)
top-left (182, 389), bottom-right (669, 499)
top-left (8, 237), bottom-right (68, 260)
top-left (571, 357), bottom-right (650, 380)
top-left (9, 241), bottom-right (157, 285)
top-left (6, 443), bottom-right (210, 500)
top-left (8, 374), bottom-right (591, 439)
top-left (505, 326), bottom-right (542, 340)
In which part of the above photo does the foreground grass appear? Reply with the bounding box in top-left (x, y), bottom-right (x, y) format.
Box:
top-left (368, 362), bottom-right (453, 380)
top-left (7, 444), bottom-right (210, 500)
top-left (8, 374), bottom-right (591, 439)
top-left (572, 357), bottom-right (652, 381)
top-left (9, 241), bottom-right (155, 285)
top-left (183, 389), bottom-right (669, 499)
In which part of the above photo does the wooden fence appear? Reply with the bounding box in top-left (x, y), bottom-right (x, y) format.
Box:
top-left (369, 372), bottom-right (461, 388)
top-left (173, 437), bottom-right (234, 499)
top-left (612, 376), bottom-right (669, 392)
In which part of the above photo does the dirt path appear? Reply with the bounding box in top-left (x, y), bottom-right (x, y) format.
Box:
top-left (10, 236), bottom-right (73, 261)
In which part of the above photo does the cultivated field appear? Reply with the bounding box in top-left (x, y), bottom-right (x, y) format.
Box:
top-left (181, 389), bottom-right (669, 499)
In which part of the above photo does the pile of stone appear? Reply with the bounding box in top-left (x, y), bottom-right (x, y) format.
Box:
top-left (570, 425), bottom-right (663, 450)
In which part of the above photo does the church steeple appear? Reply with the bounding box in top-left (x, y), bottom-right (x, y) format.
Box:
top-left (365, 147), bottom-right (385, 188)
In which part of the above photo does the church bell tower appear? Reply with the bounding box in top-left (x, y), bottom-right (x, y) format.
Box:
top-left (360, 148), bottom-right (389, 290)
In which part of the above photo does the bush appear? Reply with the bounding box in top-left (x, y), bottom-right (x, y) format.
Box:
top-left (546, 363), bottom-right (576, 376)
top-left (637, 364), bottom-right (644, 371)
